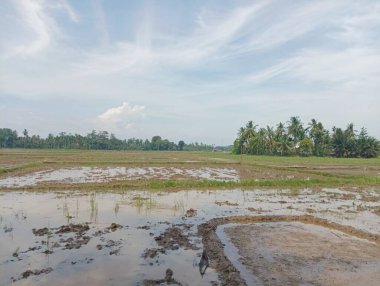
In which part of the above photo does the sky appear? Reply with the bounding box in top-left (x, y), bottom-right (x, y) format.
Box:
top-left (1, 0), bottom-right (379, 145)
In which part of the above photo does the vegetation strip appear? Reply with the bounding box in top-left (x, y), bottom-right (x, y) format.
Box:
top-left (233, 117), bottom-right (378, 158)
top-left (198, 215), bottom-right (380, 286)
top-left (1, 176), bottom-right (379, 192)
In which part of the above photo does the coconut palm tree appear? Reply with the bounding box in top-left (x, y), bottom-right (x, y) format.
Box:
top-left (287, 116), bottom-right (305, 148)
top-left (265, 126), bottom-right (276, 155)
top-left (308, 119), bottom-right (329, 156)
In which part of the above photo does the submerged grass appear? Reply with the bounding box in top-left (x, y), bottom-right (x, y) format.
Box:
top-left (132, 193), bottom-right (156, 211)
top-left (3, 176), bottom-right (378, 192)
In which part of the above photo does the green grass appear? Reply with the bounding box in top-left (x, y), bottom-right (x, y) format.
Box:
top-left (5, 176), bottom-right (378, 192)
top-left (1, 149), bottom-right (379, 191)
top-left (145, 176), bottom-right (380, 190)
top-left (0, 162), bottom-right (44, 175)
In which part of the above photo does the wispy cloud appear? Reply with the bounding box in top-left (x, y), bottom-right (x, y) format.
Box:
top-left (52, 0), bottom-right (80, 23)
top-left (7, 0), bottom-right (78, 57)
top-left (12, 0), bottom-right (54, 56)
top-left (328, 2), bottom-right (380, 45)
top-left (172, 2), bottom-right (268, 64)
top-left (246, 1), bottom-right (341, 51)
top-left (92, 0), bottom-right (109, 46)
top-left (248, 47), bottom-right (380, 91)
top-left (77, 2), bottom-right (269, 75)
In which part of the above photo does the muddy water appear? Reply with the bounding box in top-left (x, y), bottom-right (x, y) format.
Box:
top-left (217, 224), bottom-right (260, 285)
top-left (0, 188), bottom-right (379, 285)
top-left (0, 167), bottom-right (239, 188)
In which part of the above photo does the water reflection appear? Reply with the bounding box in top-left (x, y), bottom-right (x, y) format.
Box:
top-left (199, 250), bottom-right (209, 277)
top-left (0, 188), bottom-right (379, 286)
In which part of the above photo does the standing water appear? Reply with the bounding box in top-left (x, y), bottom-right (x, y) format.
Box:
top-left (0, 188), bottom-right (379, 285)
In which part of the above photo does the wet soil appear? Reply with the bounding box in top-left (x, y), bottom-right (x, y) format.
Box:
top-left (12, 267), bottom-right (53, 282)
top-left (215, 200), bottom-right (239, 206)
top-left (154, 225), bottom-right (198, 251)
top-left (142, 268), bottom-right (183, 285)
top-left (0, 166), bottom-right (239, 188)
top-left (225, 222), bottom-right (380, 286)
top-left (198, 215), bottom-right (380, 286)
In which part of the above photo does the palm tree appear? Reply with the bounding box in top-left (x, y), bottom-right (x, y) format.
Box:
top-left (265, 126), bottom-right (276, 155)
top-left (331, 127), bottom-right (348, 157)
top-left (287, 116), bottom-right (305, 148)
top-left (308, 119), bottom-right (329, 156)
top-left (248, 128), bottom-right (266, 155)
top-left (235, 121), bottom-right (258, 155)
top-left (275, 122), bottom-right (286, 140)
top-left (277, 135), bottom-right (292, 156)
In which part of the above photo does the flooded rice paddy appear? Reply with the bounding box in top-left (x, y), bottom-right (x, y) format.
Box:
top-left (0, 167), bottom-right (239, 188)
top-left (1, 188), bottom-right (379, 285)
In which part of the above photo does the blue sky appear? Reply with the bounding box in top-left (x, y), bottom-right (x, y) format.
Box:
top-left (1, 0), bottom-right (379, 145)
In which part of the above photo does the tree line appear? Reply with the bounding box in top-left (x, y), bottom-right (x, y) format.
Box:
top-left (0, 128), bottom-right (214, 151)
top-left (232, 117), bottom-right (379, 158)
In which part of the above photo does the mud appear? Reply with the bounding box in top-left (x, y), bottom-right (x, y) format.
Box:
top-left (142, 268), bottom-right (183, 286)
top-left (32, 227), bottom-right (50, 236)
top-left (106, 223), bottom-right (123, 231)
top-left (154, 226), bottom-right (198, 251)
top-left (184, 208), bottom-right (197, 217)
top-left (247, 207), bottom-right (270, 213)
top-left (12, 267), bottom-right (53, 282)
top-left (56, 223), bottom-right (90, 234)
top-left (142, 248), bottom-right (166, 259)
top-left (60, 235), bottom-right (91, 250)
top-left (0, 166), bottom-right (240, 188)
top-left (198, 215), bottom-right (380, 286)
top-left (225, 222), bottom-right (380, 286)
top-left (215, 200), bottom-right (239, 206)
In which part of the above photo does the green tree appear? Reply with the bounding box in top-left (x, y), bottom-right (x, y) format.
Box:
top-left (276, 135), bottom-right (292, 156)
top-left (265, 126), bottom-right (276, 155)
top-left (178, 140), bottom-right (185, 151)
top-left (0, 128), bottom-right (18, 148)
top-left (308, 119), bottom-right (330, 156)
top-left (151, 136), bottom-right (162, 150)
top-left (287, 116), bottom-right (305, 149)
top-left (298, 138), bottom-right (313, 156)
top-left (357, 128), bottom-right (378, 158)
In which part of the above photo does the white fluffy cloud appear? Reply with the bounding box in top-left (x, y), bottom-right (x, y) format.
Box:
top-left (98, 102), bottom-right (145, 128)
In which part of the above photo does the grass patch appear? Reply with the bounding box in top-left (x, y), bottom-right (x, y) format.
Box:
top-left (4, 176), bottom-right (378, 192)
top-left (0, 162), bottom-right (43, 175)
top-left (1, 149), bottom-right (379, 191)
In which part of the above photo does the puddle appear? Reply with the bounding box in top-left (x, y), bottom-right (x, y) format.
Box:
top-left (0, 188), bottom-right (379, 285)
top-left (216, 224), bottom-right (260, 285)
top-left (0, 167), bottom-right (239, 188)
